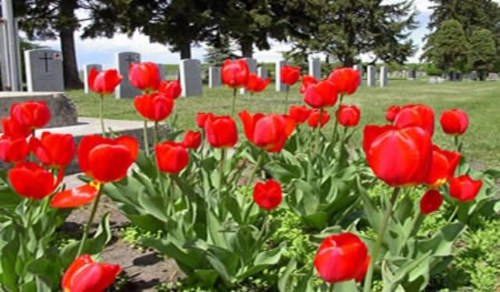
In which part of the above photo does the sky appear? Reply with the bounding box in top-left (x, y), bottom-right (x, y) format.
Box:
top-left (24, 0), bottom-right (463, 69)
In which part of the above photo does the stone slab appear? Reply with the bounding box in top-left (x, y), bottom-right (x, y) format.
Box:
top-left (309, 58), bottom-right (321, 80)
top-left (208, 67), bottom-right (221, 88)
top-left (275, 60), bottom-right (287, 92)
top-left (115, 52), bottom-right (141, 99)
top-left (24, 49), bottom-right (64, 92)
top-left (180, 59), bottom-right (203, 97)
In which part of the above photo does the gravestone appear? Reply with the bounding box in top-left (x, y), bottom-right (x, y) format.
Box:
top-left (470, 71), bottom-right (478, 81)
top-left (115, 52), bottom-right (141, 99)
top-left (353, 64), bottom-right (363, 84)
top-left (487, 73), bottom-right (499, 81)
top-left (24, 49), bottom-right (64, 92)
top-left (407, 69), bottom-right (416, 80)
top-left (275, 60), bottom-right (287, 92)
top-left (208, 67), bottom-right (221, 88)
top-left (367, 65), bottom-right (376, 87)
top-left (179, 59), bottom-right (203, 97)
top-left (380, 66), bottom-right (388, 87)
top-left (240, 58), bottom-right (258, 94)
top-left (158, 64), bottom-right (167, 80)
top-left (257, 66), bottom-right (268, 79)
top-left (83, 64), bottom-right (102, 94)
top-left (309, 58), bottom-right (321, 80)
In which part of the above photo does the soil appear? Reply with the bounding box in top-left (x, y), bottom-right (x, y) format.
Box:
top-left (62, 174), bottom-right (182, 291)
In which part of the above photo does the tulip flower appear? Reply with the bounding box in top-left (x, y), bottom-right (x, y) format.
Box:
top-left (0, 135), bottom-right (28, 163)
top-left (10, 101), bottom-right (51, 130)
top-left (385, 105), bottom-right (401, 123)
top-left (239, 111), bottom-right (295, 153)
top-left (31, 132), bottom-right (76, 169)
top-left (328, 67), bottom-right (361, 95)
top-left (299, 75), bottom-right (318, 94)
top-left (280, 65), bottom-right (301, 86)
top-left (253, 179), bottom-right (283, 210)
top-left (420, 189), bottom-right (443, 215)
top-left (440, 109), bottom-right (469, 136)
top-left (195, 112), bottom-right (215, 128)
top-left (314, 232), bottom-right (369, 283)
top-left (181, 130), bottom-right (202, 149)
top-left (288, 105), bottom-right (312, 124)
top-left (449, 175), bottom-right (482, 202)
top-left (363, 125), bottom-right (432, 186)
top-left (221, 59), bottom-right (250, 88)
top-left (204, 115), bottom-right (238, 148)
top-left (129, 62), bottom-right (161, 92)
top-left (8, 162), bottom-right (57, 200)
top-left (159, 80), bottom-right (182, 100)
top-left (87, 68), bottom-right (122, 95)
top-left (62, 254), bottom-right (121, 292)
top-left (244, 73), bottom-right (271, 94)
top-left (336, 104), bottom-right (361, 127)
top-left (1, 116), bottom-right (31, 139)
top-left (425, 146), bottom-right (460, 188)
top-left (308, 110), bottom-right (331, 128)
top-left (394, 104), bottom-right (435, 136)
top-left (155, 142), bottom-right (189, 174)
top-left (133, 92), bottom-right (174, 122)
top-left (303, 80), bottom-right (338, 109)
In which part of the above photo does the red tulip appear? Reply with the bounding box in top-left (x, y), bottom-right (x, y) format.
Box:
top-left (280, 65), bottom-right (301, 86)
top-left (253, 179), bottom-right (283, 210)
top-left (449, 175), bottom-right (482, 202)
top-left (204, 115), bottom-right (238, 148)
top-left (245, 73), bottom-right (271, 93)
top-left (31, 132), bottom-right (75, 169)
top-left (159, 80), bottom-right (182, 100)
top-left (308, 110), bottom-right (331, 128)
top-left (394, 104), bottom-right (435, 136)
top-left (385, 105), bottom-right (401, 123)
top-left (440, 109), bottom-right (469, 136)
top-left (327, 67), bottom-right (361, 95)
top-left (155, 142), bottom-right (189, 174)
top-left (425, 146), bottom-right (460, 188)
top-left (78, 135), bottom-right (138, 183)
top-left (195, 112), bottom-right (214, 128)
top-left (239, 111), bottom-right (295, 153)
top-left (1, 116), bottom-right (31, 139)
top-left (363, 125), bottom-right (432, 186)
top-left (129, 62), bottom-right (161, 92)
top-left (221, 59), bottom-right (250, 88)
top-left (303, 80), bottom-right (338, 109)
top-left (299, 75), bottom-right (318, 94)
top-left (336, 105), bottom-right (361, 127)
top-left (314, 232), bottom-right (369, 283)
top-left (87, 68), bottom-right (122, 95)
top-left (0, 135), bottom-right (28, 163)
top-left (133, 92), bottom-right (174, 122)
top-left (355, 256), bottom-right (371, 283)
top-left (50, 183), bottom-right (100, 208)
top-left (62, 254), bottom-right (121, 292)
top-left (182, 130), bottom-right (202, 149)
top-left (11, 101), bottom-right (51, 130)
top-left (420, 189), bottom-right (443, 215)
top-left (288, 105), bottom-right (312, 124)
top-left (8, 162), bottom-right (56, 200)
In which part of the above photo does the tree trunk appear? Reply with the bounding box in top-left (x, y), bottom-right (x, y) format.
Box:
top-left (240, 40), bottom-right (253, 58)
top-left (343, 55), bottom-right (355, 67)
top-left (180, 42), bottom-right (192, 60)
top-left (59, 0), bottom-right (82, 89)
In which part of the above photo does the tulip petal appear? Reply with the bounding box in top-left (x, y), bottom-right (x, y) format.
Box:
top-left (50, 184), bottom-right (99, 208)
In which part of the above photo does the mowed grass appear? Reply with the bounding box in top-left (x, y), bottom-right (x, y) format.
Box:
top-left (67, 80), bottom-right (500, 168)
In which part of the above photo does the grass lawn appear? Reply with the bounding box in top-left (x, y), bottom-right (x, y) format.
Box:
top-left (67, 79), bottom-right (500, 168)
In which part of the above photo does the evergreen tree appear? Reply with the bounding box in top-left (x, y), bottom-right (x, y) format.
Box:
top-left (469, 28), bottom-right (497, 80)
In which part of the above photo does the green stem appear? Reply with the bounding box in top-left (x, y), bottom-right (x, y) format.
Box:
top-left (247, 152), bottom-right (264, 187)
top-left (447, 205), bottom-right (459, 224)
top-left (143, 120), bottom-right (150, 156)
top-left (231, 88), bottom-right (237, 116)
top-left (331, 94), bottom-right (344, 142)
top-left (328, 283), bottom-right (335, 292)
top-left (284, 86), bottom-right (290, 114)
top-left (453, 136), bottom-right (461, 152)
top-left (363, 187), bottom-right (401, 292)
top-left (219, 148), bottom-right (226, 192)
top-left (315, 108), bottom-right (324, 153)
top-left (154, 121), bottom-right (159, 145)
top-left (76, 185), bottom-right (104, 257)
top-left (256, 211), bottom-right (270, 245)
top-left (99, 95), bottom-right (106, 136)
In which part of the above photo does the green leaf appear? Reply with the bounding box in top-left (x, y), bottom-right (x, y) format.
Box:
top-left (138, 189), bottom-right (169, 222)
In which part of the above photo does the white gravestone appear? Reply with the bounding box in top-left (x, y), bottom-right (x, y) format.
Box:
top-left (353, 64), bottom-right (363, 84)
top-left (84, 64), bottom-right (102, 94)
top-left (367, 65), bottom-right (376, 87)
top-left (275, 60), bottom-right (288, 92)
top-left (257, 66), bottom-right (268, 79)
top-left (180, 59), bottom-right (203, 97)
top-left (380, 66), bottom-right (388, 87)
top-left (308, 58), bottom-right (321, 80)
top-left (208, 67), bottom-right (221, 88)
top-left (115, 52), bottom-right (141, 99)
top-left (240, 58), bottom-right (258, 94)
top-left (24, 49), bottom-right (64, 92)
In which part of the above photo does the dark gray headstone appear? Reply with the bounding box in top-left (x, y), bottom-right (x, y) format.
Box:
top-left (308, 58), bottom-right (321, 80)
top-left (115, 52), bottom-right (141, 99)
top-left (241, 58), bottom-right (257, 94)
top-left (180, 59), bottom-right (202, 97)
top-left (24, 49), bottom-right (64, 92)
top-left (83, 64), bottom-right (102, 94)
top-left (380, 66), bottom-right (388, 87)
top-left (367, 65), bottom-right (376, 87)
top-left (275, 60), bottom-right (287, 92)
top-left (208, 66), bottom-right (221, 88)
top-left (257, 66), bottom-right (268, 79)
